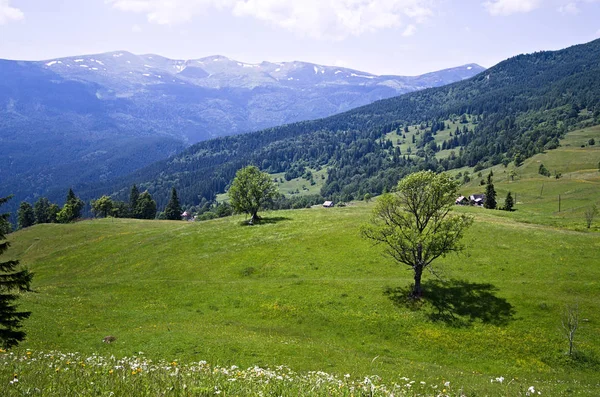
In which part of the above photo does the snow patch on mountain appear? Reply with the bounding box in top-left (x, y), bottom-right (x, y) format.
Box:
top-left (350, 73), bottom-right (375, 79)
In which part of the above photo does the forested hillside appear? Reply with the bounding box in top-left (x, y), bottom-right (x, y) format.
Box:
top-left (83, 39), bottom-right (600, 209)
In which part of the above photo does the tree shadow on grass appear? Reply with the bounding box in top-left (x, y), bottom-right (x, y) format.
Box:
top-left (384, 279), bottom-right (515, 327)
top-left (239, 216), bottom-right (292, 226)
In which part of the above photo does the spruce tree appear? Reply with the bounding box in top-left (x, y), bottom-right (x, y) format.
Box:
top-left (17, 202), bottom-right (35, 229)
top-left (484, 173), bottom-right (497, 209)
top-left (503, 191), bottom-right (514, 211)
top-left (129, 185), bottom-right (140, 218)
top-left (0, 196), bottom-right (33, 348)
top-left (164, 188), bottom-right (182, 220)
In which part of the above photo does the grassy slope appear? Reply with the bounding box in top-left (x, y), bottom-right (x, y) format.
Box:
top-left (457, 125), bottom-right (600, 230)
top-left (6, 126), bottom-right (600, 394)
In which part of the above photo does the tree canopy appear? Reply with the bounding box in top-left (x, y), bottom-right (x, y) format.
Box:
top-left (135, 192), bottom-right (157, 220)
top-left (361, 171), bottom-right (473, 297)
top-left (228, 166), bottom-right (278, 224)
top-left (91, 196), bottom-right (114, 218)
top-left (17, 202), bottom-right (35, 229)
top-left (57, 189), bottom-right (85, 223)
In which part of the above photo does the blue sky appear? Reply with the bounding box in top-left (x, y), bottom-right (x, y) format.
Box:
top-left (1, 0), bottom-right (599, 75)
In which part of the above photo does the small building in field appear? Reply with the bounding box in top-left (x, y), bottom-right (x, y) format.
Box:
top-left (455, 196), bottom-right (469, 205)
top-left (469, 194), bottom-right (486, 206)
top-left (323, 201), bottom-right (334, 208)
top-left (181, 211), bottom-right (193, 221)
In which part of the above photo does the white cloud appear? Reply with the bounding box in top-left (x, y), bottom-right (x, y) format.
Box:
top-left (0, 0), bottom-right (24, 24)
top-left (558, 2), bottom-right (579, 13)
top-left (402, 24), bottom-right (416, 36)
top-left (483, 0), bottom-right (542, 16)
top-left (106, 0), bottom-right (436, 39)
top-left (106, 0), bottom-right (231, 25)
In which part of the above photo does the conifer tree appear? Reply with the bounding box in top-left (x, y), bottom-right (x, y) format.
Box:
top-left (484, 173), bottom-right (497, 209)
top-left (503, 192), bottom-right (514, 211)
top-left (0, 196), bottom-right (33, 348)
top-left (164, 188), bottom-right (182, 220)
top-left (17, 202), bottom-right (35, 229)
top-left (129, 185), bottom-right (140, 218)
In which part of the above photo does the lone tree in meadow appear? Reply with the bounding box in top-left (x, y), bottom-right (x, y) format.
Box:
top-left (585, 204), bottom-right (598, 229)
top-left (164, 188), bottom-right (182, 220)
top-left (229, 165), bottom-right (278, 224)
top-left (0, 196), bottom-right (33, 348)
top-left (361, 171), bottom-right (473, 298)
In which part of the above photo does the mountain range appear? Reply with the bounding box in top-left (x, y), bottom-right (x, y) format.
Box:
top-left (0, 52), bottom-right (484, 212)
top-left (79, 39), bottom-right (600, 210)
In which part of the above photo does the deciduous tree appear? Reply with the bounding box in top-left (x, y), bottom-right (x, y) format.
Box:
top-left (57, 189), bottom-right (85, 223)
top-left (585, 204), bottom-right (597, 228)
top-left (229, 166), bottom-right (278, 224)
top-left (91, 196), bottom-right (114, 218)
top-left (33, 197), bottom-right (51, 224)
top-left (361, 171), bottom-right (473, 298)
top-left (17, 202), bottom-right (35, 229)
top-left (136, 192), bottom-right (157, 220)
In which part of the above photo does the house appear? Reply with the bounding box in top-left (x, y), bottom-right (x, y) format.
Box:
top-left (323, 201), bottom-right (334, 208)
top-left (469, 194), bottom-right (486, 206)
top-left (455, 196), bottom-right (469, 205)
top-left (181, 211), bottom-right (193, 221)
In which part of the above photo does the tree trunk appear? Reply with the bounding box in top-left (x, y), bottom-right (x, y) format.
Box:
top-left (411, 242), bottom-right (424, 298)
top-left (412, 264), bottom-right (423, 298)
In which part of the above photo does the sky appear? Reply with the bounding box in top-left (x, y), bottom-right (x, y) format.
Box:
top-left (0, 0), bottom-right (599, 76)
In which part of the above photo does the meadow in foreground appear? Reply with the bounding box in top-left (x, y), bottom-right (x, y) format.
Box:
top-left (4, 126), bottom-right (599, 395)
top-left (0, 350), bottom-right (544, 396)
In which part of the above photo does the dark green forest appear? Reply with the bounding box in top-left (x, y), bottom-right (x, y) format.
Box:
top-left (64, 39), bottom-right (600, 209)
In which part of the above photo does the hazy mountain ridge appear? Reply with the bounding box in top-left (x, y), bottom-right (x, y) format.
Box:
top-left (0, 52), bottom-right (483, 213)
top-left (34, 51), bottom-right (484, 142)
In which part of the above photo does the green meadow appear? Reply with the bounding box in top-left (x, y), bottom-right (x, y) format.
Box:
top-left (3, 126), bottom-right (600, 395)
